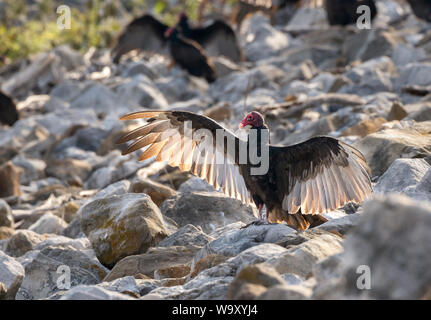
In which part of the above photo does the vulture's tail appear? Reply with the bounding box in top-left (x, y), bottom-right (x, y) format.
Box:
top-left (269, 209), bottom-right (328, 231)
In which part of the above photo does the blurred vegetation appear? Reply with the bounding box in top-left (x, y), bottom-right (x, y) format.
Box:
top-left (0, 0), bottom-right (237, 66)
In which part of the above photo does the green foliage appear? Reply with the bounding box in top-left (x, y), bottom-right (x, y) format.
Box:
top-left (0, 1), bottom-right (122, 63)
top-left (0, 0), bottom-right (234, 65)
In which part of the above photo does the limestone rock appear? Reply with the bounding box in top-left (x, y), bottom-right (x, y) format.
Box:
top-left (80, 193), bottom-right (169, 267)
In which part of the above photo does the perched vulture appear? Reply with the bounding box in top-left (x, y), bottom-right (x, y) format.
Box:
top-left (176, 13), bottom-right (244, 63)
top-left (0, 91), bottom-right (19, 126)
top-left (118, 110), bottom-right (372, 230)
top-left (111, 13), bottom-right (242, 64)
top-left (407, 0), bottom-right (431, 22)
top-left (324, 0), bottom-right (377, 26)
top-left (111, 15), bottom-right (169, 64)
top-left (164, 27), bottom-right (216, 83)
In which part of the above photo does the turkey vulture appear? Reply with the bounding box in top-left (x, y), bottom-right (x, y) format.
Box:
top-left (0, 90), bottom-right (19, 126)
top-left (118, 110), bottom-right (372, 230)
top-left (407, 0), bottom-right (431, 22)
top-left (176, 13), bottom-right (244, 63)
top-left (164, 27), bottom-right (216, 83)
top-left (111, 13), bottom-right (242, 63)
top-left (324, 0), bottom-right (377, 26)
top-left (111, 15), bottom-right (169, 64)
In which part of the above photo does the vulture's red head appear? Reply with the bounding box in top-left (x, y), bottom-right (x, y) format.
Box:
top-left (239, 111), bottom-right (264, 129)
top-left (178, 12), bottom-right (188, 22)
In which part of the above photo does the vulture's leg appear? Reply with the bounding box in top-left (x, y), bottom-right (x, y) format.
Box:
top-left (258, 204), bottom-right (265, 220)
top-left (241, 204), bottom-right (271, 228)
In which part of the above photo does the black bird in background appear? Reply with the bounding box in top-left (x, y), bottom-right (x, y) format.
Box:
top-left (176, 13), bottom-right (244, 63)
top-left (324, 0), bottom-right (378, 26)
top-left (111, 13), bottom-right (242, 64)
top-left (0, 90), bottom-right (19, 127)
top-left (407, 0), bottom-right (431, 22)
top-left (164, 27), bottom-right (216, 83)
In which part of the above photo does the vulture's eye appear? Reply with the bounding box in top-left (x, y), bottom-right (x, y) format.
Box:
top-left (247, 116), bottom-right (253, 121)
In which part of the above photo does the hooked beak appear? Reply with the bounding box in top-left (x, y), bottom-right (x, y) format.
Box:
top-left (239, 120), bottom-right (250, 129)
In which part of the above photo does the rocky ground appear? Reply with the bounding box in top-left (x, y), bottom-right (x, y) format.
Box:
top-left (1, 1), bottom-right (431, 300)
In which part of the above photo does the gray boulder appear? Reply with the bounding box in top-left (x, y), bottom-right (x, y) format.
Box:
top-left (241, 13), bottom-right (290, 62)
top-left (0, 251), bottom-right (25, 299)
top-left (104, 245), bottom-right (201, 281)
top-left (16, 244), bottom-right (108, 300)
top-left (28, 213), bottom-right (68, 235)
top-left (374, 158), bottom-right (430, 194)
top-left (194, 223), bottom-right (296, 262)
top-left (59, 285), bottom-right (135, 300)
top-left (0, 199), bottom-right (13, 228)
top-left (356, 121), bottom-right (431, 177)
top-left (80, 193), bottom-right (169, 268)
top-left (158, 224), bottom-right (214, 248)
top-left (314, 195), bottom-right (431, 299)
top-left (161, 192), bottom-right (256, 234)
top-left (115, 75), bottom-right (168, 109)
top-left (266, 231), bottom-right (343, 278)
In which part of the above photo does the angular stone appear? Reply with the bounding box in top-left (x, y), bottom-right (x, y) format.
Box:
top-left (0, 199), bottom-right (13, 228)
top-left (17, 244), bottom-right (108, 300)
top-left (0, 162), bottom-right (21, 198)
top-left (104, 245), bottom-right (201, 281)
top-left (161, 192), bottom-right (256, 234)
top-left (0, 251), bottom-right (25, 300)
top-left (356, 121), bottom-right (431, 177)
top-left (28, 213), bottom-right (68, 235)
top-left (80, 194), bottom-right (169, 268)
top-left (266, 232), bottom-right (343, 278)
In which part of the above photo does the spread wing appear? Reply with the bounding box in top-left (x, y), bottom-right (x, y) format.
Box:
top-left (186, 20), bottom-right (244, 62)
top-left (118, 111), bottom-right (252, 205)
top-left (172, 36), bottom-right (216, 83)
top-left (270, 136), bottom-right (372, 215)
top-left (111, 14), bottom-right (169, 63)
top-left (0, 90), bottom-right (19, 126)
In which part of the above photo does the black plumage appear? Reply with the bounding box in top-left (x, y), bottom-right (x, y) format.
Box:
top-left (118, 110), bottom-right (372, 231)
top-left (111, 15), bottom-right (169, 64)
top-left (0, 91), bottom-right (19, 126)
top-left (176, 13), bottom-right (244, 62)
top-left (407, 0), bottom-right (431, 22)
top-left (111, 12), bottom-right (242, 64)
top-left (324, 0), bottom-right (378, 26)
top-left (165, 28), bottom-right (216, 83)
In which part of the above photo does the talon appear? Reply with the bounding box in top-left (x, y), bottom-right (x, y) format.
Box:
top-left (241, 219), bottom-right (270, 229)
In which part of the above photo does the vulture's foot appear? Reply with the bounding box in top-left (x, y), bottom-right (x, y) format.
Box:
top-left (241, 219), bottom-right (272, 229)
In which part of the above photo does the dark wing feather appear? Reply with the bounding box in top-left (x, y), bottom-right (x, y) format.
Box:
top-left (270, 136), bottom-right (372, 215)
top-left (186, 20), bottom-right (244, 62)
top-left (118, 111), bottom-right (251, 205)
top-left (325, 0), bottom-right (377, 26)
top-left (111, 14), bottom-right (169, 63)
top-left (171, 36), bottom-right (216, 83)
top-left (407, 0), bottom-right (431, 22)
top-left (0, 91), bottom-right (19, 126)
